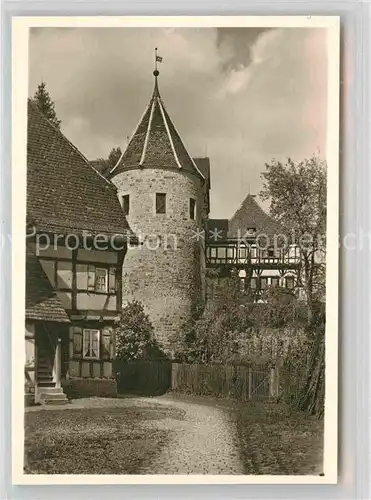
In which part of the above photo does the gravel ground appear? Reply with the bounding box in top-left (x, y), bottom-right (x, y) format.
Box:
top-left (135, 396), bottom-right (244, 474)
top-left (25, 394), bottom-right (322, 475)
top-left (25, 395), bottom-right (243, 475)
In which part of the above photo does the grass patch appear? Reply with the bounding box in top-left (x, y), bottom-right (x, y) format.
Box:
top-left (24, 405), bottom-right (173, 474)
top-left (235, 401), bottom-right (324, 475)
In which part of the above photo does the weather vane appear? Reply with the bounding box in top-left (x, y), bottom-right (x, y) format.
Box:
top-left (154, 47), bottom-right (163, 76)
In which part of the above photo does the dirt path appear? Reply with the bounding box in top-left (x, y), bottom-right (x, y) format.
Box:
top-left (135, 396), bottom-right (244, 474)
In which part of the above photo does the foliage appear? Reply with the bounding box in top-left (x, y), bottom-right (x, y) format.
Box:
top-left (32, 82), bottom-right (61, 129)
top-left (114, 300), bottom-right (167, 361)
top-left (260, 155), bottom-right (327, 319)
top-left (260, 155), bottom-right (327, 418)
top-left (177, 275), bottom-right (308, 366)
top-left (250, 287), bottom-right (307, 329)
top-left (94, 147), bottom-right (122, 176)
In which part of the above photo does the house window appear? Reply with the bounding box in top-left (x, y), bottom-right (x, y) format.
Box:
top-left (271, 277), bottom-right (279, 288)
top-left (156, 193), bottom-right (166, 214)
top-left (83, 329), bottom-right (100, 359)
top-left (250, 277), bottom-right (257, 290)
top-left (267, 247), bottom-right (275, 258)
top-left (227, 248), bottom-right (234, 259)
top-left (260, 277), bottom-right (268, 289)
top-left (95, 268), bottom-right (108, 292)
top-left (83, 329), bottom-right (99, 359)
top-left (122, 195), bottom-right (130, 216)
top-left (190, 198), bottom-right (196, 220)
top-left (286, 276), bottom-right (295, 289)
top-left (88, 265), bottom-right (108, 292)
top-left (86, 265), bottom-right (116, 293)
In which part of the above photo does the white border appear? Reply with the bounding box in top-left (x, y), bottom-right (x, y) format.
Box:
top-left (11, 15), bottom-right (340, 486)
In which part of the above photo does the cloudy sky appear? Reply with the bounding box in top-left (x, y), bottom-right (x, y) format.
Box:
top-left (29, 27), bottom-right (328, 219)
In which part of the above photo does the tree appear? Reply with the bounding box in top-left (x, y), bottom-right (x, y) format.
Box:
top-left (260, 155), bottom-right (327, 323)
top-left (114, 300), bottom-right (166, 361)
top-left (33, 82), bottom-right (61, 129)
top-left (260, 156), bottom-right (327, 417)
top-left (93, 147), bottom-right (122, 176)
top-left (107, 147), bottom-right (122, 169)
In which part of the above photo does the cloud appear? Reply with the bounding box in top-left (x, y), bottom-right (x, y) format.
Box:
top-left (29, 26), bottom-right (328, 219)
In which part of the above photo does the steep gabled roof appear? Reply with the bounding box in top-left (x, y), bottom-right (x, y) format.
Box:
top-left (193, 157), bottom-right (211, 189)
top-left (109, 76), bottom-right (205, 180)
top-left (27, 99), bottom-right (135, 239)
top-left (228, 194), bottom-right (284, 239)
top-left (26, 247), bottom-right (70, 323)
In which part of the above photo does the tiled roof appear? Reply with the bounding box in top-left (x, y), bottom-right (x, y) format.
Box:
top-left (193, 157), bottom-right (210, 188)
top-left (228, 194), bottom-right (284, 239)
top-left (109, 76), bottom-right (205, 180)
top-left (27, 99), bottom-right (135, 239)
top-left (26, 247), bottom-right (70, 323)
top-left (194, 157), bottom-right (211, 216)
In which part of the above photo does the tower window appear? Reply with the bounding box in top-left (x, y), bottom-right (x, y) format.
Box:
top-left (156, 193), bottom-right (166, 214)
top-left (122, 195), bottom-right (130, 216)
top-left (190, 198), bottom-right (196, 220)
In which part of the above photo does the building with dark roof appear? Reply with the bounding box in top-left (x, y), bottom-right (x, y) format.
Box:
top-left (25, 100), bottom-right (136, 404)
top-left (109, 71), bottom-right (209, 353)
top-left (205, 194), bottom-right (302, 302)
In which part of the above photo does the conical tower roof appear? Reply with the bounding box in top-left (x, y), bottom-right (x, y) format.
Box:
top-left (110, 73), bottom-right (205, 180)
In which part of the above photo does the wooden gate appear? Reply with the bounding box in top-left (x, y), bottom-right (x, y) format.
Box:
top-left (114, 360), bottom-right (172, 396)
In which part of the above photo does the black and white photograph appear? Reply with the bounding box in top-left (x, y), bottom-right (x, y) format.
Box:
top-left (12, 16), bottom-right (339, 484)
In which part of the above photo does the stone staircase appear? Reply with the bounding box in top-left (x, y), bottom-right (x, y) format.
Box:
top-left (38, 385), bottom-right (68, 405)
top-left (37, 344), bottom-right (68, 405)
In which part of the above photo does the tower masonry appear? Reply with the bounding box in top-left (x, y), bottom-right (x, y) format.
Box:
top-left (109, 71), bottom-right (208, 354)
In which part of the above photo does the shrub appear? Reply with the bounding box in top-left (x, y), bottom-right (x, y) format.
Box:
top-left (114, 300), bottom-right (167, 361)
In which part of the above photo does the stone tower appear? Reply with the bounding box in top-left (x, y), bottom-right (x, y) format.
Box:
top-left (109, 69), bottom-right (207, 354)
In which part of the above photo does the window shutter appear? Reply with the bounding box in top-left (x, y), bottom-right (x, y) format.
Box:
top-left (87, 265), bottom-right (95, 291)
top-left (109, 267), bottom-right (116, 293)
top-left (101, 328), bottom-right (112, 360)
top-left (73, 327), bottom-right (83, 358)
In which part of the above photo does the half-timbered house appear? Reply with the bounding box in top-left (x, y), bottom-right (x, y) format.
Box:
top-left (205, 194), bottom-right (303, 301)
top-left (25, 100), bottom-right (136, 404)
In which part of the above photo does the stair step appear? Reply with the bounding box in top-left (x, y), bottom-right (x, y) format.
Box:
top-left (40, 393), bottom-right (67, 401)
top-left (43, 398), bottom-right (69, 406)
top-left (38, 387), bottom-right (62, 394)
top-left (38, 381), bottom-right (55, 387)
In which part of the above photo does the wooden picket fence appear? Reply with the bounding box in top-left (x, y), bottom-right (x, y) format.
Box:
top-left (171, 362), bottom-right (279, 401)
top-left (114, 360), bottom-right (307, 401)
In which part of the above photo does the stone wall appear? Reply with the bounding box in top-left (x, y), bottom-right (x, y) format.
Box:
top-left (112, 167), bottom-right (206, 354)
top-left (62, 378), bottom-right (117, 399)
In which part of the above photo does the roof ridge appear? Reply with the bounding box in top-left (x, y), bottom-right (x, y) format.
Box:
top-left (157, 97), bottom-right (182, 169)
top-left (139, 97), bottom-right (156, 165)
top-left (110, 86), bottom-right (155, 175)
top-left (159, 97), bottom-right (205, 180)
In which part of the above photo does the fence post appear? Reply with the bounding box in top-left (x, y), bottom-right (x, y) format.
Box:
top-left (248, 367), bottom-right (252, 400)
top-left (172, 362), bottom-right (178, 391)
top-left (275, 365), bottom-right (280, 399)
top-left (269, 368), bottom-right (275, 398)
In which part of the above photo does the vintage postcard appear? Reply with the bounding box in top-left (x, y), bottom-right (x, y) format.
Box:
top-left (12, 16), bottom-right (339, 484)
